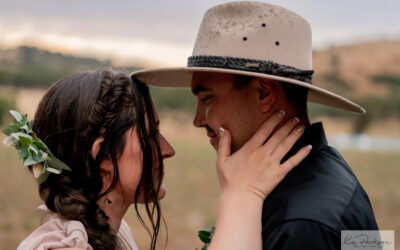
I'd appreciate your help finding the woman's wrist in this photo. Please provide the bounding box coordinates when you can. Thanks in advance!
[208,188,264,250]
[220,187,265,207]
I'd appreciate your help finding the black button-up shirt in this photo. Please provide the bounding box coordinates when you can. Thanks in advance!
[262,122,378,250]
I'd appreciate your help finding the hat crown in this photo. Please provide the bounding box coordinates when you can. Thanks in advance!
[193,1,312,70]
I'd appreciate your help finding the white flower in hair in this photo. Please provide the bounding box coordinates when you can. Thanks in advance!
[2,136,17,147]
[40,150,49,160]
[32,164,43,179]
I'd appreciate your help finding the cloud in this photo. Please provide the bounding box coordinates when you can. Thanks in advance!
[0,0,399,66]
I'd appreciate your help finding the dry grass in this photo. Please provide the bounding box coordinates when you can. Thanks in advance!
[313,40,400,97]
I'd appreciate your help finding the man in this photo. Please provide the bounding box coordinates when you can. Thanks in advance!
[132,2,379,249]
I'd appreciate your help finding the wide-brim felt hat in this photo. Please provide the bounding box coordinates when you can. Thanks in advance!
[131,1,365,114]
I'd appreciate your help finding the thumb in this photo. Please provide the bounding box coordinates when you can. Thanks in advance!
[217,127,231,165]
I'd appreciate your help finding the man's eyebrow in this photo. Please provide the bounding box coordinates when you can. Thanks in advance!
[192,84,212,95]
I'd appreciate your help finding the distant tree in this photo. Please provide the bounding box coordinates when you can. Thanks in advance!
[0,46,141,88]
[149,87,196,113]
[0,97,15,125]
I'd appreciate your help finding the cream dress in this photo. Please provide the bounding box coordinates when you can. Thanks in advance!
[17,205,139,250]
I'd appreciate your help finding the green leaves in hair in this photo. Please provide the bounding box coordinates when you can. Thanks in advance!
[2,110,71,184]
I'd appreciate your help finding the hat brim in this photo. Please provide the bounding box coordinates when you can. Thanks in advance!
[131,67,365,114]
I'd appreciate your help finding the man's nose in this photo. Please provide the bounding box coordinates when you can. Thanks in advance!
[193,104,205,128]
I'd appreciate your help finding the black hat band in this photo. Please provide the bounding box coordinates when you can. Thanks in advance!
[187,55,314,83]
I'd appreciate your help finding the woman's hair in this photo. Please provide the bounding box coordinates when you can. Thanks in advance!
[31,70,164,250]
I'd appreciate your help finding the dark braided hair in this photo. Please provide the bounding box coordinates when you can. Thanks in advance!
[31,70,164,249]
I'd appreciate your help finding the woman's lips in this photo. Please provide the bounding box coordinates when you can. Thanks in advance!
[209,135,218,147]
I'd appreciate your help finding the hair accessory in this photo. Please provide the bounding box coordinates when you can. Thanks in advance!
[2,110,71,184]
[102,176,112,205]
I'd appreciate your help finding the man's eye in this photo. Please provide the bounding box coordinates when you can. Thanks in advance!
[201,96,212,103]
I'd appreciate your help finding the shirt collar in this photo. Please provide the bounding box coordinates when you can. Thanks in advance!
[283,122,328,161]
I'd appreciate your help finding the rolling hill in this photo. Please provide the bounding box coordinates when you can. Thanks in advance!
[0,46,139,87]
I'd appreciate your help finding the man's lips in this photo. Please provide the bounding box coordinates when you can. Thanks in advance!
[206,126,217,138]
[205,127,218,147]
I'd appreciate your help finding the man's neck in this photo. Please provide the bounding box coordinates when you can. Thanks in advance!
[274,109,311,132]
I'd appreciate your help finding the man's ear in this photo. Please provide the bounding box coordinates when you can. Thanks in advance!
[255,78,279,113]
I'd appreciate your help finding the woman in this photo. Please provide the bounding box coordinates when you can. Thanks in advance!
[10,70,310,249]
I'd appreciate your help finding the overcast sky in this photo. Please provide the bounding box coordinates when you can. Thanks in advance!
[0,0,399,66]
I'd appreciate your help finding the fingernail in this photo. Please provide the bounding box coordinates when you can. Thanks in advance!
[305,145,312,153]
[278,110,285,119]
[292,117,300,125]
[297,125,305,133]
[219,127,225,137]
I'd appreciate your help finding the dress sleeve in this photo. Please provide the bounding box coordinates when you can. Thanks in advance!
[117,219,139,250]
[263,220,340,250]
[17,215,93,250]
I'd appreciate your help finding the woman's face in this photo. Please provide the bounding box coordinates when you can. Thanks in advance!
[117,107,175,204]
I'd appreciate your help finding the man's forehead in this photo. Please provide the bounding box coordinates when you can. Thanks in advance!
[191,72,234,94]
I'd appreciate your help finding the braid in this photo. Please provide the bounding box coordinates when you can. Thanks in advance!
[87,71,134,137]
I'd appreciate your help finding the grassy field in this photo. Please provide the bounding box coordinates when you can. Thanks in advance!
[0,87,399,249]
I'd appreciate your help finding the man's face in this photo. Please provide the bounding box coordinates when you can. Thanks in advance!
[191,72,259,153]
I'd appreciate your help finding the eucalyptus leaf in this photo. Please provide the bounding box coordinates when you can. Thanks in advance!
[18,148,29,159]
[21,114,29,124]
[9,110,23,122]
[11,132,33,141]
[29,144,39,155]
[2,123,23,136]
[46,167,62,174]
[20,124,31,133]
[47,157,71,171]
[33,140,46,150]
[23,155,40,166]
[32,152,43,162]
[19,136,32,148]
[37,171,50,184]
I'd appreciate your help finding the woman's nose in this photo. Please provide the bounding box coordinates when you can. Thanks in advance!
[159,134,175,159]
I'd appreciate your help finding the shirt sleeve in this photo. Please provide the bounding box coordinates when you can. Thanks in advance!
[17,215,93,250]
[263,220,341,250]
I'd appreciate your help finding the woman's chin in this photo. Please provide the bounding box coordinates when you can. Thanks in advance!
[157,183,166,200]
